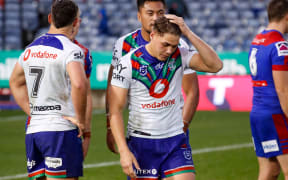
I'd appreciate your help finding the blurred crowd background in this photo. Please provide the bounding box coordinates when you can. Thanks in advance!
[0,0,270,52]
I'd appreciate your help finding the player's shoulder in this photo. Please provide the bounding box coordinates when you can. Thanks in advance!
[179,38,189,49]
[115,29,140,44]
[252,30,285,47]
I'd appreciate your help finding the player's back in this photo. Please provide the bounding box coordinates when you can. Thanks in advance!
[249,30,287,113]
[19,33,84,133]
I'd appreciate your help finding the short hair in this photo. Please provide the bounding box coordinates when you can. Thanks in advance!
[267,0,288,22]
[51,0,79,28]
[137,0,166,11]
[152,16,181,36]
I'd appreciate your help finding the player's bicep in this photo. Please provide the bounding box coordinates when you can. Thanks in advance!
[9,62,26,87]
[67,61,87,88]
[109,85,128,113]
[273,71,288,94]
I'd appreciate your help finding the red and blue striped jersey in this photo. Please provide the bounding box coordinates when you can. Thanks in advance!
[74,40,93,78]
[249,30,288,113]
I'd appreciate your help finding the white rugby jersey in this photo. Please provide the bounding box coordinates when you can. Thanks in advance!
[111,28,195,75]
[18,33,85,134]
[111,46,197,138]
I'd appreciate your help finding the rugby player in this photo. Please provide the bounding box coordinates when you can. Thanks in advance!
[109,15,222,180]
[249,0,288,179]
[106,0,199,155]
[9,0,87,179]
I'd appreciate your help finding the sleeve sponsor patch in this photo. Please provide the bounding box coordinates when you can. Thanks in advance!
[276,41,288,56]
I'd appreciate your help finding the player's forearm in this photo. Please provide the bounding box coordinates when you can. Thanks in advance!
[186,30,222,73]
[72,80,87,125]
[10,83,30,116]
[110,112,129,153]
[85,84,93,131]
[182,93,199,123]
[106,66,114,128]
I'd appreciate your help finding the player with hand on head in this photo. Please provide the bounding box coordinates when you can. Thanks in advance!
[109,15,222,180]
[106,0,199,154]
[249,0,288,179]
[9,0,87,179]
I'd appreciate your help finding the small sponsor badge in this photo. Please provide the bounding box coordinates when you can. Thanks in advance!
[262,140,279,153]
[276,41,288,56]
[45,157,63,168]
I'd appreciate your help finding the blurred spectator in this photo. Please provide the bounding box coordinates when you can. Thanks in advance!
[166,0,189,18]
[98,1,110,35]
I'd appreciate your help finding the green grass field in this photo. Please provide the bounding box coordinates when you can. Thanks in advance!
[0,110,282,180]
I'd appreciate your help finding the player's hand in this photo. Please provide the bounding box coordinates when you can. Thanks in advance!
[183,121,189,133]
[120,149,140,179]
[165,14,191,37]
[106,129,119,154]
[82,131,91,159]
[63,116,85,137]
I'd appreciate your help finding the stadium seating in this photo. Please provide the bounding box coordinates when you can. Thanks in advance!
[0,0,271,52]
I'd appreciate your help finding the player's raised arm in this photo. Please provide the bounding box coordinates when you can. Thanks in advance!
[165,14,223,73]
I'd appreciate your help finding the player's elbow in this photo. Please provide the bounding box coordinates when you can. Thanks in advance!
[211,58,223,73]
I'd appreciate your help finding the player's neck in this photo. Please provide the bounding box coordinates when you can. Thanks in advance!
[47,25,73,40]
[266,21,286,35]
[141,28,151,42]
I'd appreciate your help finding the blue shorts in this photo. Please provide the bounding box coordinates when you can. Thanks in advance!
[127,133,195,179]
[25,129,83,179]
[250,111,288,158]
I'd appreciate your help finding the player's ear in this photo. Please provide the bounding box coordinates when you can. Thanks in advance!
[48,13,52,24]
[137,11,141,23]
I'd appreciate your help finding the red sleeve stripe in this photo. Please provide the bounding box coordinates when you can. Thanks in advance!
[123,41,132,53]
[131,60,140,70]
[272,65,288,71]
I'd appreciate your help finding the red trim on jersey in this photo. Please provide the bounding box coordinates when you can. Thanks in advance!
[28,169,45,177]
[132,31,138,39]
[45,170,66,176]
[272,114,288,154]
[164,166,195,176]
[27,116,31,126]
[285,56,288,65]
[123,41,132,53]
[252,31,284,46]
[272,65,288,71]
[135,50,143,57]
[147,73,152,81]
[252,80,268,87]
[131,60,140,70]
[171,48,180,59]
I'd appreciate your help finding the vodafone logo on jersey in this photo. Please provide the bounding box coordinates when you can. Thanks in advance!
[23,49,58,61]
[149,79,169,98]
[23,49,31,61]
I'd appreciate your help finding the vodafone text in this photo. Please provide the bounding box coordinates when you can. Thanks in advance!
[141,99,175,109]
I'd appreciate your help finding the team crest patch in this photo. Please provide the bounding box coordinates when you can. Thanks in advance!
[183,149,192,160]
[139,65,148,76]
[276,41,288,56]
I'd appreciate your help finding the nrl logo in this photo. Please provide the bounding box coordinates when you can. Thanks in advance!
[139,65,148,76]
[183,150,192,160]
[168,59,176,70]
